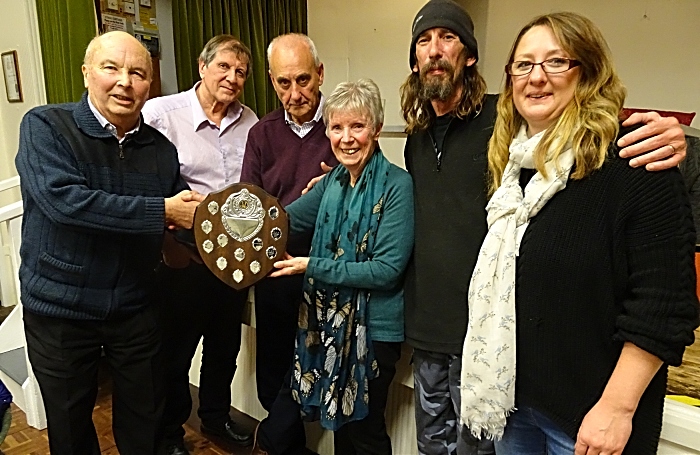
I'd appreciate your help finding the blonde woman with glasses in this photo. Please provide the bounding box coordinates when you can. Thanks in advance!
[460,12,698,455]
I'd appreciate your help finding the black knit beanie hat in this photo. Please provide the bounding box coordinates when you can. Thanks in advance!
[409,0,479,69]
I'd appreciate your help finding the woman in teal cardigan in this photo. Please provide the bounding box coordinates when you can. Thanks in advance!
[268,78,414,455]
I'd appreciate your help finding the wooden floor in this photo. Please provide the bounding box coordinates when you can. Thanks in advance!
[0,362,258,455]
[1,330,698,454]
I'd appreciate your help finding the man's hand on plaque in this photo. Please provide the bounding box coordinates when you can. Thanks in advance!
[270,252,309,277]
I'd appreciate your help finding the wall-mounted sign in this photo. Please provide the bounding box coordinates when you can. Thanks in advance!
[102,13,127,32]
[1,51,22,103]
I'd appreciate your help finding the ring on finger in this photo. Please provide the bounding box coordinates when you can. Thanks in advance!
[669,143,677,154]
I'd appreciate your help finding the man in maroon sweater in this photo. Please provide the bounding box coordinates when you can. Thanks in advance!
[240,33,337,454]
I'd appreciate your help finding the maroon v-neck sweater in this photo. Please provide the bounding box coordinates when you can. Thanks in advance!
[241,107,338,254]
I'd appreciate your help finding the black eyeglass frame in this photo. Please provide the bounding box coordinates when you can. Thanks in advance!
[505,58,582,76]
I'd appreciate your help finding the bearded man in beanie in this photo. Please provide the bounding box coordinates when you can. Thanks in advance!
[400,1,688,454]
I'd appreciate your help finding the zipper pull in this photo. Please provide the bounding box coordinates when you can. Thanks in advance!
[118,144,124,159]
[434,143,441,171]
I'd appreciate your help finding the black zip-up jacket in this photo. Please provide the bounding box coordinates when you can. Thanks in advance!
[403,94,497,354]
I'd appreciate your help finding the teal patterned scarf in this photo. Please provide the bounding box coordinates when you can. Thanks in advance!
[290,148,390,431]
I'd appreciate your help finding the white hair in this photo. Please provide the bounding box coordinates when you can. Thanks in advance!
[323,79,384,134]
[267,33,320,67]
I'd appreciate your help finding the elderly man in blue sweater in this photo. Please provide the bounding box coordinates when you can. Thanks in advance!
[15,31,201,455]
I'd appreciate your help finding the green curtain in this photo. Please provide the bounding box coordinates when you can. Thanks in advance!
[173,0,307,117]
[36,0,97,104]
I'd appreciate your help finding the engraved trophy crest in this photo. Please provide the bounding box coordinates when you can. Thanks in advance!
[194,183,288,290]
[221,188,265,241]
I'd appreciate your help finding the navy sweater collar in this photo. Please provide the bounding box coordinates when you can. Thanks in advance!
[74,91,153,145]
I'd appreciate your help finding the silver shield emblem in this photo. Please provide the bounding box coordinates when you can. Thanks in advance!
[208,201,219,215]
[233,269,244,283]
[221,188,264,242]
[217,233,229,248]
[202,240,214,254]
[271,227,282,241]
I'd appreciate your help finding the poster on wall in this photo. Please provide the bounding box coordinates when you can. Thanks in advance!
[96,0,159,40]
[102,13,127,32]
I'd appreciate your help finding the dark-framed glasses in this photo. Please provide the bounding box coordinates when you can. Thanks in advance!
[506,58,581,76]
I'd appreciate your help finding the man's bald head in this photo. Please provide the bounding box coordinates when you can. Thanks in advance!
[84,31,152,78]
[267,33,320,68]
[81,31,153,138]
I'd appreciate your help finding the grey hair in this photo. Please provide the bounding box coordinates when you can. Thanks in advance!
[267,33,320,67]
[199,34,252,76]
[323,79,384,134]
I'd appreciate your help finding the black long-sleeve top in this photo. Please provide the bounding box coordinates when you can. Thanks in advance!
[515,134,699,453]
[403,94,498,354]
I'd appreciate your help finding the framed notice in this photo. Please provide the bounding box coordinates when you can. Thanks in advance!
[1,51,22,103]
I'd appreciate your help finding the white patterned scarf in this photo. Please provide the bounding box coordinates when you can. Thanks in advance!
[460,125,575,439]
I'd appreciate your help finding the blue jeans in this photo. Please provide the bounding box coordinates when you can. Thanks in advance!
[495,406,575,455]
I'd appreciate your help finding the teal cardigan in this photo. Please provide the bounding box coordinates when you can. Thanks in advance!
[285,157,415,342]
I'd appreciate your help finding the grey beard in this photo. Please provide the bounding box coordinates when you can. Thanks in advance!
[420,76,455,102]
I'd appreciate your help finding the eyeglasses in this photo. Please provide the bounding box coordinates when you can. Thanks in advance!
[505,58,581,76]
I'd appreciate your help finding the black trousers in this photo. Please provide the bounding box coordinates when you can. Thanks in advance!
[334,341,402,455]
[259,341,401,455]
[254,275,303,411]
[156,263,246,444]
[24,305,164,455]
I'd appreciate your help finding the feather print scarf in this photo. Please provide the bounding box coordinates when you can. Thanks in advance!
[291,149,390,431]
[460,126,575,439]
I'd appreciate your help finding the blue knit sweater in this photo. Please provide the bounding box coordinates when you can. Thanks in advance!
[15,93,187,320]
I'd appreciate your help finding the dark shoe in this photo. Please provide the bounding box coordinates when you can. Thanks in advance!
[165,442,189,455]
[250,423,268,455]
[201,418,253,447]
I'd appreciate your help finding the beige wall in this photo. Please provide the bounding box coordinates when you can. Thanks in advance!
[309,0,421,127]
[308,0,491,166]
[480,0,700,129]
[308,0,418,166]
[0,0,45,205]
[309,0,700,154]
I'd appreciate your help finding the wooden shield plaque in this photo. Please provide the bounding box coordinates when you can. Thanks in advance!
[194,183,288,290]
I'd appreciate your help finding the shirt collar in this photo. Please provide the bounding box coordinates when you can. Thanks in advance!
[190,81,244,133]
[284,94,325,127]
[87,94,141,142]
